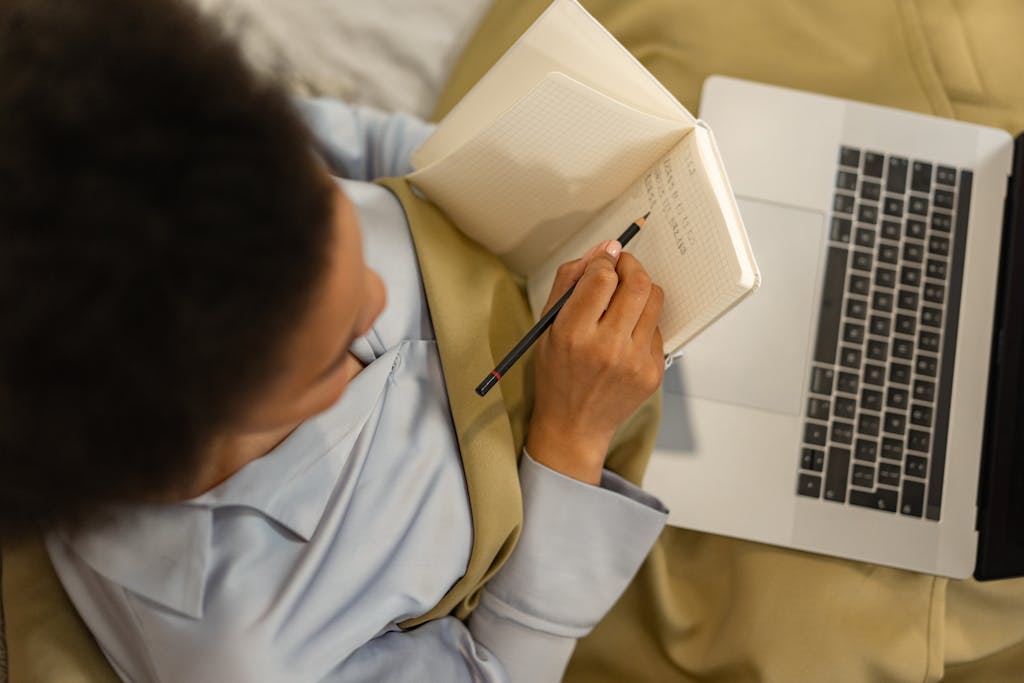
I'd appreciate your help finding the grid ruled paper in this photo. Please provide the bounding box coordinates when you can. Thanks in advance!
[527,129,753,355]
[409,71,687,274]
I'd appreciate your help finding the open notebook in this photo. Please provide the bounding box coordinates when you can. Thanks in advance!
[409,0,759,356]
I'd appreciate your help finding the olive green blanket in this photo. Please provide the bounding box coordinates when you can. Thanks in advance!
[4,1,1024,681]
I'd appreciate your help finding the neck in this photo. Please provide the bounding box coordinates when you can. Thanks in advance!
[180,351,367,499]
[182,423,299,498]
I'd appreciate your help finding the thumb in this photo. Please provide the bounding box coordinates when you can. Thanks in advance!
[541,240,609,314]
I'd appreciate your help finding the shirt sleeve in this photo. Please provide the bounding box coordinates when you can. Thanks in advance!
[295,97,435,181]
[333,451,667,683]
[466,450,668,681]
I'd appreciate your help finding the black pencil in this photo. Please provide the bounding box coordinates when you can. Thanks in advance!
[475,211,650,397]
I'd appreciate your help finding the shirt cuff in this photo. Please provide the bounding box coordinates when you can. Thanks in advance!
[479,450,668,639]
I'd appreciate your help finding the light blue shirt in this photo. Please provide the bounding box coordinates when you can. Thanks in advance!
[46,100,668,682]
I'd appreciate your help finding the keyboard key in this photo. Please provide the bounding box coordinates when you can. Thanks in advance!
[911,162,933,193]
[812,449,826,471]
[855,227,876,248]
[870,314,891,336]
[847,298,868,319]
[908,429,931,452]
[901,479,925,517]
[880,219,901,240]
[834,193,855,214]
[882,197,904,219]
[824,446,851,501]
[931,212,952,233]
[895,314,916,336]
[843,323,865,345]
[906,219,927,240]
[923,283,945,304]
[834,396,857,419]
[905,454,928,478]
[808,397,831,421]
[852,250,873,272]
[805,421,828,445]
[811,366,835,394]
[852,464,876,488]
[831,216,853,242]
[861,180,882,201]
[916,355,938,377]
[908,195,929,215]
[838,372,860,394]
[875,268,896,289]
[913,379,936,402]
[814,248,849,364]
[934,188,955,210]
[900,266,922,287]
[864,364,885,386]
[926,259,947,279]
[919,331,940,353]
[861,388,883,412]
[863,152,884,178]
[802,447,825,472]
[855,438,878,462]
[850,487,898,512]
[798,472,823,498]
[878,243,899,264]
[935,165,957,186]
[897,289,919,311]
[884,411,907,435]
[879,462,902,486]
[889,362,912,385]
[836,169,858,190]
[903,242,924,263]
[866,339,888,361]
[887,386,909,409]
[910,403,933,427]
[876,290,892,313]
[881,437,904,461]
[921,307,942,328]
[849,274,870,296]
[858,413,881,437]
[893,338,914,359]
[839,146,861,168]
[831,420,854,444]
[886,157,908,193]
[858,205,879,225]
[929,235,950,257]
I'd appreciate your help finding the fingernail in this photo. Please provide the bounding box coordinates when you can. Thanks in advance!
[604,240,622,259]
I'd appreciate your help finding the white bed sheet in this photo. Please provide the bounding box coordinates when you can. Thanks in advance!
[194,0,493,119]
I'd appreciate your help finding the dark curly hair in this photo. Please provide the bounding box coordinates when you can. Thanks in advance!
[0,0,334,540]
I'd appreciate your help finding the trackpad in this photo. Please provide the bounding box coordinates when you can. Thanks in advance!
[671,198,824,416]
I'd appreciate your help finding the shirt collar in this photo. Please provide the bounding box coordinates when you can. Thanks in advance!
[62,344,402,620]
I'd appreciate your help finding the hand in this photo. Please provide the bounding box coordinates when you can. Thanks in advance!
[525,240,665,484]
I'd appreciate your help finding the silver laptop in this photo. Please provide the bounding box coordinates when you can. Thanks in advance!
[643,76,1024,579]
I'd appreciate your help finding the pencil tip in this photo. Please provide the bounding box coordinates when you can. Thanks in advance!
[642,211,651,220]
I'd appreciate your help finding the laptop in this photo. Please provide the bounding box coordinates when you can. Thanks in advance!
[643,76,1024,579]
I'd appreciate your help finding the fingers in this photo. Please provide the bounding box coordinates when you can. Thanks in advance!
[540,240,611,315]
[558,242,621,326]
[632,282,664,347]
[603,253,653,333]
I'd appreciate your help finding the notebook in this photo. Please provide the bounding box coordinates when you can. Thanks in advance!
[644,75,1024,579]
[408,0,760,357]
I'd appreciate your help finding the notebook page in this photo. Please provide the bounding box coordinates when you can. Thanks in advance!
[409,72,688,275]
[527,129,758,355]
[412,0,693,169]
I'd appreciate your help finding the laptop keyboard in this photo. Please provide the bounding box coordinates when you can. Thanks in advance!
[797,146,973,521]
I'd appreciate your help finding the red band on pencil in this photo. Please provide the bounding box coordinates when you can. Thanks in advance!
[491,370,502,380]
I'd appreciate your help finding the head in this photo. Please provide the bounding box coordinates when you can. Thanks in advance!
[0,0,383,541]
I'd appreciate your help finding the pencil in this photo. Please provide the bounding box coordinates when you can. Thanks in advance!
[475,211,650,397]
